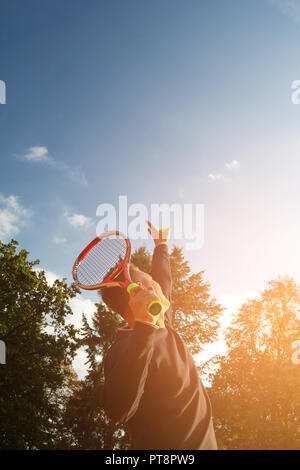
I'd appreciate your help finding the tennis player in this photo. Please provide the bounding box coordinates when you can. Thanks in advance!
[101,220,217,450]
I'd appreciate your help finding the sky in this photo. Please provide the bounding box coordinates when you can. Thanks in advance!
[1,0,300,377]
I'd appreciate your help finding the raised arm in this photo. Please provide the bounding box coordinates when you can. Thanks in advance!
[151,244,172,300]
[147,221,173,325]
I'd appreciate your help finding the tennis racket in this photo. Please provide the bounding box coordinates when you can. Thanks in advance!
[72,230,162,316]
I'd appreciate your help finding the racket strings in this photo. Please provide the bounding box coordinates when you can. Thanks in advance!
[78,240,125,284]
[76,237,127,287]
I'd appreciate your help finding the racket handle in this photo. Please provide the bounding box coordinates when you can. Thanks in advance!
[126,283,162,316]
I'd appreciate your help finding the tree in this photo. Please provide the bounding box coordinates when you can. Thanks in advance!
[0,240,79,449]
[170,246,222,354]
[61,304,132,449]
[133,246,222,353]
[210,276,300,450]
[63,244,223,449]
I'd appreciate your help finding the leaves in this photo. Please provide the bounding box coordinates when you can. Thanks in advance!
[0,240,80,449]
[210,276,300,450]
[170,246,223,354]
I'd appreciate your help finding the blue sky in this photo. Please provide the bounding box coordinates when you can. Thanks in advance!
[1,0,300,375]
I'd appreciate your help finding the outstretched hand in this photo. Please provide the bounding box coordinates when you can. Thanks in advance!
[146,220,171,247]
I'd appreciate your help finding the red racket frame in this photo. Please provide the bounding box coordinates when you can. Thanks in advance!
[72,231,133,290]
[72,231,162,316]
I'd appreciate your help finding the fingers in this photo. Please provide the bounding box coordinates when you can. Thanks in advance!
[146,220,162,237]
[146,220,170,236]
[146,220,157,234]
[146,219,154,229]
[146,220,170,247]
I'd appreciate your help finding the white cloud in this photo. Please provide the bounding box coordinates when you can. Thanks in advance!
[69,168,88,187]
[66,212,93,228]
[68,297,98,379]
[53,236,67,244]
[226,159,240,170]
[270,0,300,24]
[22,146,88,186]
[208,173,224,181]
[33,268,62,286]
[45,270,62,286]
[68,295,96,328]
[207,161,239,182]
[218,294,244,327]
[35,268,96,380]
[72,348,89,379]
[35,268,96,328]
[24,146,54,163]
[0,194,32,241]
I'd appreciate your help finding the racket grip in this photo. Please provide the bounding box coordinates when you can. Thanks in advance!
[126,283,162,316]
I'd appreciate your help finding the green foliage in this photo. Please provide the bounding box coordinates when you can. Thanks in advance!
[2,239,299,450]
[0,240,80,449]
[61,303,131,449]
[131,246,152,274]
[170,246,223,354]
[210,276,300,450]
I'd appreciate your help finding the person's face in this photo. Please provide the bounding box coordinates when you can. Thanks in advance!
[130,268,170,326]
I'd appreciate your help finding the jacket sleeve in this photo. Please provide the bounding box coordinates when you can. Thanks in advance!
[150,244,173,325]
[103,321,157,423]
